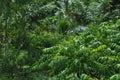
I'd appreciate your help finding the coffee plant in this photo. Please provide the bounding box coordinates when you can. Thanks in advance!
[0,0,120,80]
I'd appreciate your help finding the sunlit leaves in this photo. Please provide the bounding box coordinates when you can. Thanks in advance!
[110,74,120,80]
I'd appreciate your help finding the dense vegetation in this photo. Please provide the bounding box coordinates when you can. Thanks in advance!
[0,0,120,80]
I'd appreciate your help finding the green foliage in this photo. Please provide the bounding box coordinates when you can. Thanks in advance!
[42,20,120,79]
[110,74,120,80]
[0,0,120,80]
[58,19,70,34]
